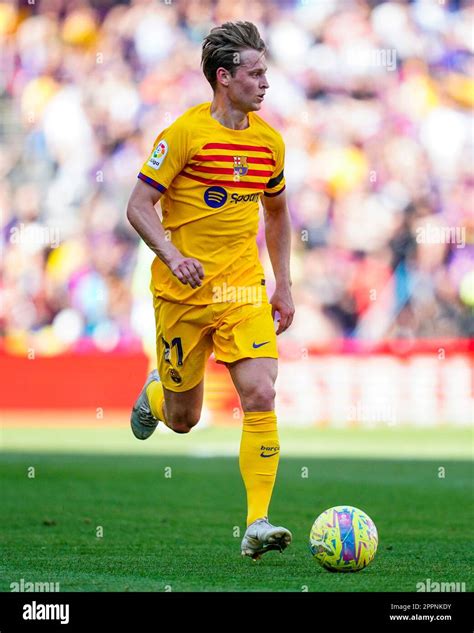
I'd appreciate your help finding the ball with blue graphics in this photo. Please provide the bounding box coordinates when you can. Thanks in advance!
[309,505,378,572]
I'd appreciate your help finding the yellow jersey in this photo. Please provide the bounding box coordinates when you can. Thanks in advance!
[138,102,286,305]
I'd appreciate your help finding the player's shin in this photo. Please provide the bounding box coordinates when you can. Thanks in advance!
[239,411,280,526]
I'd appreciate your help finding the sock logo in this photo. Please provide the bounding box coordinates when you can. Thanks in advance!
[260,445,280,458]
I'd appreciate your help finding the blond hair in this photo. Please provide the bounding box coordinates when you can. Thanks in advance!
[201,21,266,91]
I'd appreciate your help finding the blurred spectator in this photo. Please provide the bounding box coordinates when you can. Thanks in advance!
[0,0,472,355]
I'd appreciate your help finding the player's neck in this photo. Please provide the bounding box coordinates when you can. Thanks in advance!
[210,97,250,130]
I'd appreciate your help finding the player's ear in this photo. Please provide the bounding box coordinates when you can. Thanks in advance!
[216,67,230,87]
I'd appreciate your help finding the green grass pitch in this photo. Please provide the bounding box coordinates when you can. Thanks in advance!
[1,427,472,592]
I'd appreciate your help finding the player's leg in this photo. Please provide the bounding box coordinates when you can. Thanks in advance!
[227,357,279,521]
[131,298,211,439]
[214,301,292,557]
[228,357,291,558]
[132,372,204,438]
[161,381,204,433]
[228,356,277,411]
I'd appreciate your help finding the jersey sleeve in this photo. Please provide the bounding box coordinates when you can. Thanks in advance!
[138,119,190,193]
[264,133,286,197]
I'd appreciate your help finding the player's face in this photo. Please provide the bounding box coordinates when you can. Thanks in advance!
[228,49,269,112]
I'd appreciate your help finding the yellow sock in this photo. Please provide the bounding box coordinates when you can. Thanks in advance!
[146,381,165,422]
[239,411,280,526]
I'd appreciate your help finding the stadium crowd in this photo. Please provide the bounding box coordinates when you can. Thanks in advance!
[1,0,472,354]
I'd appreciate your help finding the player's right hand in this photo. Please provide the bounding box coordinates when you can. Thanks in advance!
[168,256,204,288]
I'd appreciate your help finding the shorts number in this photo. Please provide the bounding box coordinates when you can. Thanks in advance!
[162,336,183,366]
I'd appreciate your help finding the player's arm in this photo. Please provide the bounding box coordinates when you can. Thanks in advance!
[126,179,204,288]
[262,189,295,334]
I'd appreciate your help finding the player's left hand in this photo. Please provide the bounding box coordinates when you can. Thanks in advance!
[270,286,295,335]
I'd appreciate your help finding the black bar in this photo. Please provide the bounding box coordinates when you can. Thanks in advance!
[0,591,471,633]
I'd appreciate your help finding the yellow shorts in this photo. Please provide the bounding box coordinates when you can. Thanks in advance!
[153,295,278,392]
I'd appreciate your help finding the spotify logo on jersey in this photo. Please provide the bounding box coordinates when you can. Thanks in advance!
[204,186,227,208]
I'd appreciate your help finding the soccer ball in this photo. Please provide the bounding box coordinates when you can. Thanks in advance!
[309,505,378,572]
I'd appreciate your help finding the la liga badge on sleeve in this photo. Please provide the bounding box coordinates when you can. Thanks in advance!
[147,140,168,170]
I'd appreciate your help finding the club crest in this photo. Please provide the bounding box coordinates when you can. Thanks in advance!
[233,156,248,177]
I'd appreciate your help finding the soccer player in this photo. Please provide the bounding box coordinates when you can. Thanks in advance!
[127,21,294,560]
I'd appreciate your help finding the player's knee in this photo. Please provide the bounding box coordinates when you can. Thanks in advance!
[169,409,200,433]
[242,383,275,411]
[170,423,192,434]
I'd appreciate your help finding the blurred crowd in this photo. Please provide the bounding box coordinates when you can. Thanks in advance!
[0,0,473,355]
